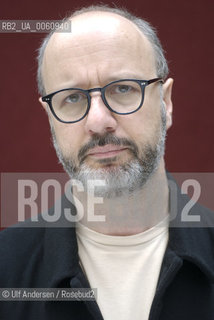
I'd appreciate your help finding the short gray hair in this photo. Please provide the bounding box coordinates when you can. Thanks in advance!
[37,4,169,96]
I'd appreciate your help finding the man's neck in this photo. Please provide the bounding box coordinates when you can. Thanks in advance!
[73,160,169,236]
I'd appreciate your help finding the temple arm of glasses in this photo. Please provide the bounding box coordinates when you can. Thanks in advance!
[147,78,163,85]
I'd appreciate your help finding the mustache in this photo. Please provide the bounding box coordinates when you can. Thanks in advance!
[78,133,139,163]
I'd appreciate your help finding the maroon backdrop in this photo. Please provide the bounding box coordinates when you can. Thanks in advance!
[1,0,213,173]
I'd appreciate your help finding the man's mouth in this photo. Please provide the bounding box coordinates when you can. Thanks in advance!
[86,144,128,159]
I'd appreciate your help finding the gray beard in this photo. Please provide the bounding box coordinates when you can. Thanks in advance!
[50,103,166,198]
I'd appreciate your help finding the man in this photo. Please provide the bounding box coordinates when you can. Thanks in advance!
[0,5,213,320]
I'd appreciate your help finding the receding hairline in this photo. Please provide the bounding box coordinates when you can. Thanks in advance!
[45,10,153,57]
[37,5,169,96]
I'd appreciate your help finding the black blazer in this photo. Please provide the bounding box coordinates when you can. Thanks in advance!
[0,175,214,320]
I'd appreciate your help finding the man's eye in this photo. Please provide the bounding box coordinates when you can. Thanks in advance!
[114,85,133,94]
[65,93,82,103]
[117,85,131,93]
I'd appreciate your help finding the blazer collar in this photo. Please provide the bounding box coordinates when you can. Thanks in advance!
[167,172,214,282]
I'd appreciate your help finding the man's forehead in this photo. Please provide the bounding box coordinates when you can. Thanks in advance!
[45,11,152,57]
[42,11,156,92]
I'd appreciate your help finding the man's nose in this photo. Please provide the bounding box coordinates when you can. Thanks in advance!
[84,92,118,136]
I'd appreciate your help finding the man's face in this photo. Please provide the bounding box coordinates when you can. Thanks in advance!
[40,12,173,197]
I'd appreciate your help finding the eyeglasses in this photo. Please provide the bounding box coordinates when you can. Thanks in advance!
[42,78,163,123]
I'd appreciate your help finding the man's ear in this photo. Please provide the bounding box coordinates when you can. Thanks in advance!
[163,78,173,130]
[39,97,49,114]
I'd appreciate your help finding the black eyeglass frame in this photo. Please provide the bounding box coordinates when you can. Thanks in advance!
[42,77,163,124]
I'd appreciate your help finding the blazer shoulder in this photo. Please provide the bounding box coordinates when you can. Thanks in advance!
[0,223,46,284]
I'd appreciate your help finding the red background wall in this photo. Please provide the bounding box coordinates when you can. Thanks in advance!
[0,0,213,174]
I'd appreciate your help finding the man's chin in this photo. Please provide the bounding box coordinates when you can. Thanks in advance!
[63,160,150,199]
